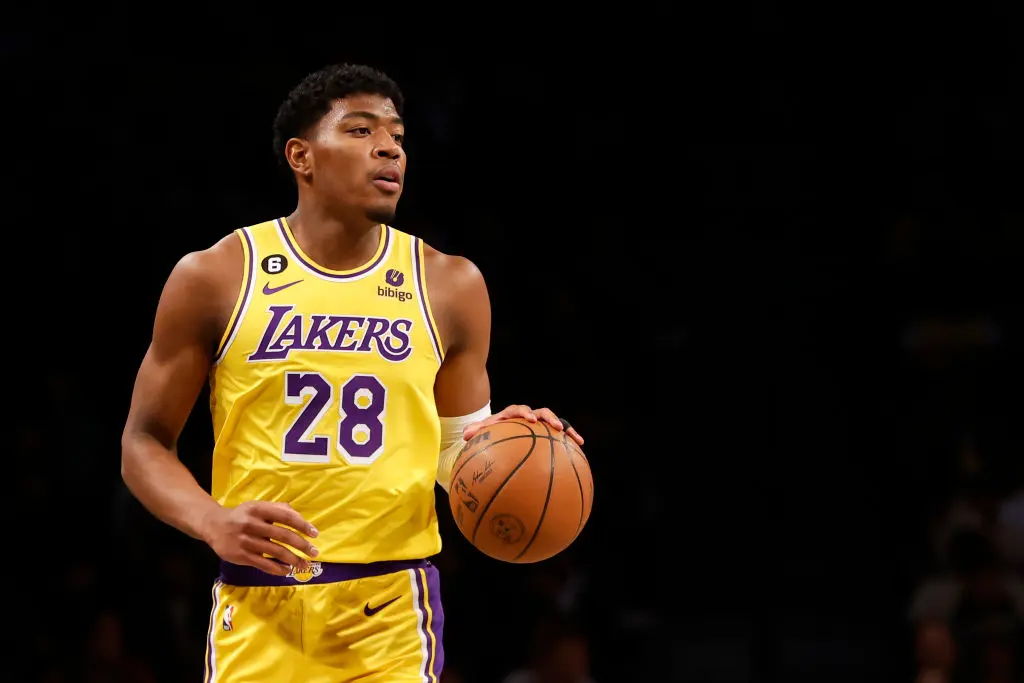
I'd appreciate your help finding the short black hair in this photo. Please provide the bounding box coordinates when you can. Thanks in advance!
[272,63,404,168]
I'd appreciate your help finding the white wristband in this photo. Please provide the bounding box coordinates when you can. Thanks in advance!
[436,403,491,492]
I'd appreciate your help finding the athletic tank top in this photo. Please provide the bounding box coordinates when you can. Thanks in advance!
[208,217,445,563]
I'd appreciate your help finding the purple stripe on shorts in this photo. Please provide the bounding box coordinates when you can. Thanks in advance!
[277,218,390,280]
[414,569,433,681]
[422,564,445,681]
[219,559,428,587]
[204,581,221,683]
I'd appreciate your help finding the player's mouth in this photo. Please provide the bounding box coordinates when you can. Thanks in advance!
[372,167,402,194]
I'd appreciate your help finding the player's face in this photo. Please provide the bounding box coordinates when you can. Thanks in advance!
[308,93,406,224]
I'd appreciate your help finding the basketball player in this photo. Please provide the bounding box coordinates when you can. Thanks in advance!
[120,63,584,683]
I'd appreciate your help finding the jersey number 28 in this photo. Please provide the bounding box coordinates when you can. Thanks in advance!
[282,372,387,465]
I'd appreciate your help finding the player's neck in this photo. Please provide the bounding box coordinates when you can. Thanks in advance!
[286,204,382,272]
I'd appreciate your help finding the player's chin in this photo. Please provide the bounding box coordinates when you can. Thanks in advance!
[365,200,398,225]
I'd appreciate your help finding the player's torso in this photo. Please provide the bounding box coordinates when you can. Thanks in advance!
[209,218,445,563]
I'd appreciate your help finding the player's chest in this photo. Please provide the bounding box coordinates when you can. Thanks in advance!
[243,282,426,359]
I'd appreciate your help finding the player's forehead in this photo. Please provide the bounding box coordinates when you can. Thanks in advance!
[322,94,401,125]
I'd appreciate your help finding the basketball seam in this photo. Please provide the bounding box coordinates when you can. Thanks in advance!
[566,439,593,523]
[513,421,556,562]
[469,432,538,546]
[563,430,587,539]
[450,432,537,485]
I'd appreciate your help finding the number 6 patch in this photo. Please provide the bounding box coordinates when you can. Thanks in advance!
[262,254,288,275]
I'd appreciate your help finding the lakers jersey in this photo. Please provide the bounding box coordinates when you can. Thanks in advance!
[209,218,445,564]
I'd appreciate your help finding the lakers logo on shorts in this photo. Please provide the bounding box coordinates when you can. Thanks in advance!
[287,562,324,583]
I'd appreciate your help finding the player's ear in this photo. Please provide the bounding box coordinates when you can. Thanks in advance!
[285,138,312,178]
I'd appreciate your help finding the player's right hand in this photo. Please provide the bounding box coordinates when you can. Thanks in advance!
[201,501,319,577]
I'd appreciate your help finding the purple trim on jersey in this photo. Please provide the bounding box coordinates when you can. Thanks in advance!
[419,565,445,681]
[214,228,255,363]
[276,218,390,280]
[413,237,443,361]
[218,558,428,587]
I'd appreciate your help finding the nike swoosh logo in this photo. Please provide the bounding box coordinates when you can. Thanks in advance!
[363,595,401,617]
[263,280,303,295]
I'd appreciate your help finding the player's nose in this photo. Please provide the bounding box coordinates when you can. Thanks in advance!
[373,136,402,160]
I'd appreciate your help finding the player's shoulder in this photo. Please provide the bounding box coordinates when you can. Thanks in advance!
[418,239,489,343]
[163,230,245,308]
[174,232,241,279]
[419,239,485,294]
[158,229,248,340]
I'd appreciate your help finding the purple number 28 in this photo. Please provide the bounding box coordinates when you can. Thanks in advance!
[283,372,387,464]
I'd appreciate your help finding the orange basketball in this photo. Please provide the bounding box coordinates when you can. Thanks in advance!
[448,418,593,563]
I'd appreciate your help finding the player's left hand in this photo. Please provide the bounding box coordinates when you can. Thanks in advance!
[463,404,584,445]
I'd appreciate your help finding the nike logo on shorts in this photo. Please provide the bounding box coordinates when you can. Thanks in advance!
[263,280,303,295]
[363,596,401,617]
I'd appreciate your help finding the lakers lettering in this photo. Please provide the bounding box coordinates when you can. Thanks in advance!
[248,304,414,362]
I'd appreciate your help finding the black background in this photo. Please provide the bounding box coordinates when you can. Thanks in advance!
[5,6,1024,682]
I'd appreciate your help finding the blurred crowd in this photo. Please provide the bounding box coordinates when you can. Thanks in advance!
[908,449,1024,683]
[891,214,1024,683]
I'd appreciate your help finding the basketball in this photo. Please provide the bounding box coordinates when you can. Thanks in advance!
[448,418,594,563]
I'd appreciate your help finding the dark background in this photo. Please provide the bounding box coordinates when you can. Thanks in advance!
[5,7,1024,682]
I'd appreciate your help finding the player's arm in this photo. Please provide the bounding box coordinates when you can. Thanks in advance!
[121,245,227,539]
[426,248,582,492]
[121,237,317,576]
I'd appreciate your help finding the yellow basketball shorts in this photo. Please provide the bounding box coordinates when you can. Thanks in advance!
[204,559,444,683]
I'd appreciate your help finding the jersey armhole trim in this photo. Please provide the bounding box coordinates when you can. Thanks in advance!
[213,227,256,364]
[412,237,444,365]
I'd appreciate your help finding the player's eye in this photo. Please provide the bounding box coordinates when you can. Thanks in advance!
[349,127,371,136]
[392,133,404,144]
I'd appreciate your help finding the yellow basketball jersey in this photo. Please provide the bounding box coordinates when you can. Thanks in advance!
[209,218,445,564]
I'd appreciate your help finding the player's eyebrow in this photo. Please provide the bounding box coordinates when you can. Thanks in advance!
[339,111,404,126]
